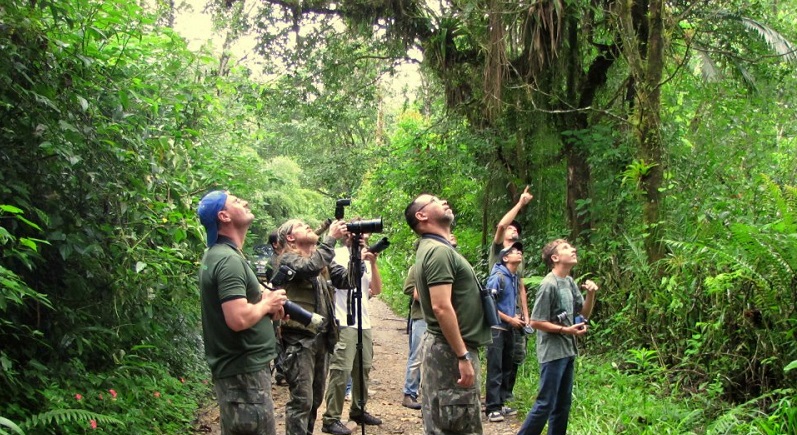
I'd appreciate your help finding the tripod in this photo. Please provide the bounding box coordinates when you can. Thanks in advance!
[347,232,369,435]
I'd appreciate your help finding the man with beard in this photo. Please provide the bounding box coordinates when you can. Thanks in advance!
[404,194,491,435]
[197,190,288,435]
[276,218,349,435]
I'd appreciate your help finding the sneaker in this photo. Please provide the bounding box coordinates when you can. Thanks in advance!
[502,406,518,416]
[322,420,352,435]
[350,411,383,426]
[402,394,422,410]
[345,391,352,401]
[487,411,505,422]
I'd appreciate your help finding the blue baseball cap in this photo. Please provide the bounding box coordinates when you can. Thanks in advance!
[499,242,524,263]
[197,190,228,247]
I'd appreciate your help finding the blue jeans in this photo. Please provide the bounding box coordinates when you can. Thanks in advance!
[517,356,575,435]
[402,318,427,398]
[485,328,515,413]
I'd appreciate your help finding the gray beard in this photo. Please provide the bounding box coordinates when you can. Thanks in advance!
[508,234,519,242]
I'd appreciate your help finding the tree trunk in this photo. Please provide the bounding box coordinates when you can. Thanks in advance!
[639,0,666,263]
[620,0,667,264]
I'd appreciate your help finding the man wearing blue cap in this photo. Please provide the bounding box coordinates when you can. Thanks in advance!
[198,190,288,435]
[487,185,534,415]
[484,242,524,422]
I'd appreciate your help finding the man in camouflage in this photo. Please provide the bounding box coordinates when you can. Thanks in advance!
[276,218,349,435]
[404,194,492,434]
[197,190,288,435]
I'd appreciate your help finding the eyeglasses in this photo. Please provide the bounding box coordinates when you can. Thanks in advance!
[416,196,443,213]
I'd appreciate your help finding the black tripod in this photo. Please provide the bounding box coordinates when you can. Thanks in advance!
[347,232,369,435]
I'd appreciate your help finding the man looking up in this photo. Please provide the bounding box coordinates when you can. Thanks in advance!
[485,242,524,422]
[276,218,349,435]
[197,190,288,435]
[404,194,492,435]
[517,239,599,435]
[488,185,534,403]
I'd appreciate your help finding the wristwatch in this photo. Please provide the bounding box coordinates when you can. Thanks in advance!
[457,352,472,362]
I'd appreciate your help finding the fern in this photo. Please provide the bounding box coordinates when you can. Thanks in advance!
[22,409,124,431]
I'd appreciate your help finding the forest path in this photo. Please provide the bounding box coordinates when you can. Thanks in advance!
[195,296,522,434]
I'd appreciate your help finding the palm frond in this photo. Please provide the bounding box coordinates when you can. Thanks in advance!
[695,46,722,81]
[738,16,797,63]
[716,12,797,63]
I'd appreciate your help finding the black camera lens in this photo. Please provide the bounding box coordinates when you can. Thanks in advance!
[347,218,383,234]
[368,237,390,254]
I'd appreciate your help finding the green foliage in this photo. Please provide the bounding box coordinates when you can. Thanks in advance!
[0,416,24,435]
[354,109,489,314]
[754,392,797,435]
[0,0,795,430]
[23,409,124,433]
[0,0,320,429]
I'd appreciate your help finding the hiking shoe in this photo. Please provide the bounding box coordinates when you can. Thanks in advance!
[487,411,505,422]
[350,411,382,426]
[502,406,518,416]
[322,420,352,435]
[402,394,422,410]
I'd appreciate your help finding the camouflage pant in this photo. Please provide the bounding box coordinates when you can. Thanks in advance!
[214,368,276,435]
[282,332,329,435]
[420,332,483,435]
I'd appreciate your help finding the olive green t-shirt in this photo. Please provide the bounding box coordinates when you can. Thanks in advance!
[403,265,423,320]
[413,237,491,348]
[530,272,584,364]
[199,241,277,379]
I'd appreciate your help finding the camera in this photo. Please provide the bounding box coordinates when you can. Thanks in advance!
[330,198,383,234]
[335,199,351,220]
[347,218,383,234]
[367,237,390,254]
[521,325,534,335]
[574,314,588,330]
[266,265,324,328]
[270,264,296,287]
[554,311,569,324]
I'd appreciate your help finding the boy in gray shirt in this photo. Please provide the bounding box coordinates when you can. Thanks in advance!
[517,239,599,435]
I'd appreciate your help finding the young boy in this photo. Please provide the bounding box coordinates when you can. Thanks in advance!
[484,242,524,422]
[517,239,599,435]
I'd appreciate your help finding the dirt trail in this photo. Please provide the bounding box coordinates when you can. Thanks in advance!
[195,297,522,435]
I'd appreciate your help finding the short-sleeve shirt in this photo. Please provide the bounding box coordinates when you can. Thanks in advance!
[199,240,278,379]
[403,265,423,321]
[414,237,491,349]
[530,272,584,364]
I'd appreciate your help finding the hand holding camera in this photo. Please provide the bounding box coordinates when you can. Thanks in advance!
[267,265,325,328]
[574,314,588,331]
[328,220,348,240]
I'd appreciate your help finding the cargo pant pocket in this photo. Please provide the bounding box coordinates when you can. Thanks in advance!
[436,387,479,433]
[217,384,269,434]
